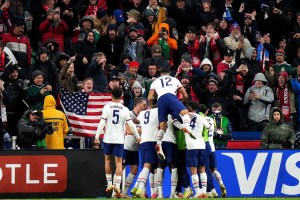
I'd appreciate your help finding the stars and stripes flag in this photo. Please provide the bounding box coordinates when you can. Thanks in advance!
[60,88,119,138]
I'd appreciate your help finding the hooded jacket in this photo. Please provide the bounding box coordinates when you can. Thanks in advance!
[243,73,274,122]
[260,107,296,149]
[42,95,68,149]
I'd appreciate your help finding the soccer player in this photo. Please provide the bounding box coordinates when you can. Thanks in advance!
[186,101,211,198]
[148,69,194,160]
[131,107,160,198]
[94,87,140,197]
[122,97,147,197]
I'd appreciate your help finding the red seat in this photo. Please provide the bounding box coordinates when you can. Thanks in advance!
[226,140,261,149]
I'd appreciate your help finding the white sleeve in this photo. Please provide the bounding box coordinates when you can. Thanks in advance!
[127,120,140,139]
[173,119,185,129]
[95,106,108,139]
[199,116,211,129]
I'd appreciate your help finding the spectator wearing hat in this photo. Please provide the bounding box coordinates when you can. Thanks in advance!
[2,20,31,69]
[25,70,52,111]
[118,9,145,38]
[72,15,100,45]
[103,74,121,93]
[223,22,252,60]
[96,23,124,66]
[113,53,133,74]
[243,73,274,131]
[278,36,293,64]
[139,44,170,76]
[176,53,205,81]
[0,64,26,137]
[55,52,70,72]
[43,39,61,65]
[127,80,144,110]
[256,32,277,70]
[39,8,68,51]
[274,71,296,129]
[273,49,293,76]
[124,61,145,89]
[178,26,201,68]
[237,9,257,46]
[75,30,97,64]
[143,62,159,98]
[84,52,111,92]
[216,49,235,75]
[200,22,226,68]
[147,23,178,66]
[123,26,147,65]
[241,47,262,75]
[113,9,124,26]
[217,17,229,39]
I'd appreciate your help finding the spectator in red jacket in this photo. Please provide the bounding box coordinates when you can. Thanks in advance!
[39,8,68,51]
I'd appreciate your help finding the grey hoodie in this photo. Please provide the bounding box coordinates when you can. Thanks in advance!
[243,73,274,122]
[246,47,256,60]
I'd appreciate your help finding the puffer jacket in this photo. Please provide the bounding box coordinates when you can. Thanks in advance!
[260,107,296,149]
[42,95,68,149]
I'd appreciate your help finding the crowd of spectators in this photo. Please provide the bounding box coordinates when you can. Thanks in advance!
[0,0,300,149]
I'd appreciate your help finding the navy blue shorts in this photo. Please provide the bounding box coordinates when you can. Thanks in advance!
[158,141,178,165]
[103,143,124,158]
[123,149,139,165]
[140,142,158,167]
[209,151,217,169]
[186,149,207,167]
[158,93,186,123]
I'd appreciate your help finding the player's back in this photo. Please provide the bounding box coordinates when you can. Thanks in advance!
[163,115,176,143]
[103,102,130,144]
[150,75,182,99]
[137,108,159,143]
[206,116,216,152]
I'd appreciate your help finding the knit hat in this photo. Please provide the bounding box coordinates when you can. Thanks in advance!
[113,9,124,23]
[279,36,287,43]
[32,70,43,80]
[181,73,190,80]
[46,8,54,16]
[97,8,107,19]
[127,9,140,20]
[151,45,162,54]
[110,75,120,82]
[107,23,118,31]
[144,9,155,18]
[275,49,285,58]
[278,71,288,79]
[186,26,197,34]
[37,47,48,56]
[208,79,219,86]
[129,61,139,68]
[79,16,94,29]
[181,53,192,63]
[224,49,234,56]
[13,19,25,27]
[119,53,133,62]
[229,22,241,32]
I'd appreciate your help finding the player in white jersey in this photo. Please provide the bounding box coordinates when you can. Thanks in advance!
[122,97,147,197]
[94,88,140,197]
[148,69,194,161]
[131,107,160,198]
[185,101,211,198]
[199,104,227,198]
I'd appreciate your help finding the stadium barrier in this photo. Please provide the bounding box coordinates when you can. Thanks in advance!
[0,149,299,198]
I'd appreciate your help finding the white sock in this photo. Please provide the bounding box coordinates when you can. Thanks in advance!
[123,173,135,194]
[149,172,155,195]
[211,188,217,194]
[212,170,224,186]
[156,129,164,145]
[137,168,150,190]
[181,114,191,129]
[114,175,122,190]
[171,168,178,195]
[106,174,112,186]
[192,174,201,194]
[200,172,207,194]
[156,168,164,196]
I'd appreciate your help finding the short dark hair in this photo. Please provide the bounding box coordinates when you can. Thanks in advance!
[199,104,208,113]
[206,22,216,30]
[212,102,222,109]
[112,87,123,99]
[187,100,200,111]
[134,97,146,107]
[160,68,170,75]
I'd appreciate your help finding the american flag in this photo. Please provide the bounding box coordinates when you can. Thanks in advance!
[60,89,115,138]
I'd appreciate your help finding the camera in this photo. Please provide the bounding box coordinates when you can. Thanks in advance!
[32,120,54,136]
[261,4,270,12]
[161,27,167,33]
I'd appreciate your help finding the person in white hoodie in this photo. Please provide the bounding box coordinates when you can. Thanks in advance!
[243,73,274,131]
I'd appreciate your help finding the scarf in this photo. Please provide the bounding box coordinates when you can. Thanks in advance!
[0,7,12,34]
[275,84,290,121]
[256,43,269,71]
[0,52,5,72]
[187,37,200,67]
[127,42,137,61]
[85,5,98,16]
[158,39,170,60]
[236,74,244,94]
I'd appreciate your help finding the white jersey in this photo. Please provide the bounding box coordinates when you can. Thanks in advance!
[137,108,159,143]
[150,75,182,99]
[101,102,131,144]
[185,112,210,150]
[206,116,215,152]
[124,111,139,151]
[162,115,176,144]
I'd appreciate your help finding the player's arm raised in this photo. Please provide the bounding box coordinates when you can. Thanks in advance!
[148,89,155,109]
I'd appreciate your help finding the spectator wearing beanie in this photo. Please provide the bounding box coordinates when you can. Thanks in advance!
[139,44,170,76]
[273,49,293,76]
[112,53,133,75]
[74,30,97,66]
[237,12,257,46]
[25,70,52,111]
[124,61,145,89]
[223,22,252,60]
[96,23,124,66]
